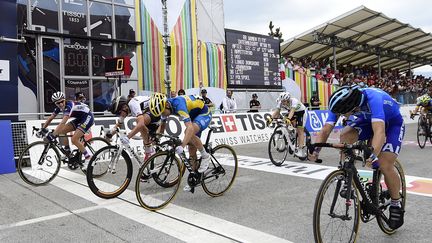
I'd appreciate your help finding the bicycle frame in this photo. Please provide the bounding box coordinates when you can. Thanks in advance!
[108,130,143,173]
[331,150,391,224]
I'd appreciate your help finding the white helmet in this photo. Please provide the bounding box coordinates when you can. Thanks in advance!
[279,92,291,101]
[51,91,65,103]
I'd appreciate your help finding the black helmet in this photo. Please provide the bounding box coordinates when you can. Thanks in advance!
[108,96,128,114]
[252,93,258,98]
[328,86,364,114]
[75,92,85,101]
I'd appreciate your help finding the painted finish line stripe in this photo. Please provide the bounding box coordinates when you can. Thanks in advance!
[233,155,432,198]
[51,169,293,243]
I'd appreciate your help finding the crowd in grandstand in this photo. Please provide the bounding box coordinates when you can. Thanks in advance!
[285,57,432,104]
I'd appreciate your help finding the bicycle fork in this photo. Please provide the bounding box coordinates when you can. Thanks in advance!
[109,144,124,174]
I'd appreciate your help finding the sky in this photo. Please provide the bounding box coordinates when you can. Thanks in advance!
[223,0,432,75]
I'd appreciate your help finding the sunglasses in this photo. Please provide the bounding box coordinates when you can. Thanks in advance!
[55,100,64,105]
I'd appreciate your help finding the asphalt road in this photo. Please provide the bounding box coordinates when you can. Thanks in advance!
[1,123,431,243]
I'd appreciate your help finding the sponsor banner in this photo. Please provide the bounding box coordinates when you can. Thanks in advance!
[0,60,10,81]
[26,112,275,150]
[304,109,345,132]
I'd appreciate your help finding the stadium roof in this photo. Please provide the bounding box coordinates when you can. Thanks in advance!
[280,6,432,71]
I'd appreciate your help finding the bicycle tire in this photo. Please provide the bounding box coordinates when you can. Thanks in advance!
[376,159,406,234]
[268,125,288,166]
[313,170,360,243]
[83,137,111,176]
[417,117,427,148]
[202,144,238,197]
[135,151,182,211]
[86,145,133,199]
[17,141,61,186]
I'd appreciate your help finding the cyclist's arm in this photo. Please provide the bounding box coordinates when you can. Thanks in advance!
[370,121,385,156]
[271,108,281,119]
[181,121,195,147]
[315,123,334,143]
[159,120,167,134]
[127,115,150,144]
[53,115,69,136]
[411,106,420,114]
[43,114,56,128]
[287,109,295,120]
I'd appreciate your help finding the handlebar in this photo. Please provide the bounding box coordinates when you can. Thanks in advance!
[155,133,182,147]
[307,142,373,164]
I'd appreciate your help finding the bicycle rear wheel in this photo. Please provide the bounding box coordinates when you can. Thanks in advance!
[86,145,133,199]
[313,170,360,243]
[17,141,61,186]
[202,144,238,197]
[417,117,427,148]
[84,137,111,176]
[135,151,181,211]
[268,126,288,166]
[376,159,406,234]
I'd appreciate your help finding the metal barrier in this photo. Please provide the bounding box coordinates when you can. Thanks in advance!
[11,122,28,160]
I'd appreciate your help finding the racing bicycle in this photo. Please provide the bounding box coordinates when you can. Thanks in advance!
[135,126,238,211]
[310,142,406,243]
[17,127,110,186]
[414,113,432,148]
[267,118,311,165]
[86,128,171,199]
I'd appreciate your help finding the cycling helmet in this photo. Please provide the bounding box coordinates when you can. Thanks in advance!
[328,86,364,114]
[149,93,167,117]
[108,96,128,114]
[252,93,258,98]
[51,91,65,103]
[418,94,431,105]
[279,92,291,101]
[75,92,85,101]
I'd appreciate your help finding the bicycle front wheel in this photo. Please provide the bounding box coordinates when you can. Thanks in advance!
[17,141,61,186]
[202,144,238,197]
[376,159,406,234]
[86,145,133,199]
[313,170,360,243]
[268,126,288,166]
[417,117,427,148]
[135,151,181,211]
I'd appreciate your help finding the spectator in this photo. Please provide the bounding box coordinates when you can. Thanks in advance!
[248,93,261,112]
[221,90,237,113]
[74,92,86,103]
[178,89,186,96]
[200,89,214,108]
[170,90,177,98]
[128,89,136,99]
[310,92,321,110]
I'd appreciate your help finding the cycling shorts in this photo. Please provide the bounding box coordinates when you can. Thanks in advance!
[192,113,212,138]
[347,114,405,155]
[69,113,94,133]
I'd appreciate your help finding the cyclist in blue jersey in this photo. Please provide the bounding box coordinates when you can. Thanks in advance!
[149,93,212,191]
[308,86,405,230]
[40,91,95,170]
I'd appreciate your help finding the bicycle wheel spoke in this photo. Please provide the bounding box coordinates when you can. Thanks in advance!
[202,145,238,197]
[314,171,359,243]
[135,152,181,211]
[87,146,132,199]
[18,142,60,186]
[268,127,288,166]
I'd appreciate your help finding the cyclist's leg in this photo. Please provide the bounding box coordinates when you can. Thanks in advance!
[295,111,305,148]
[379,120,405,229]
[72,114,94,155]
[191,112,212,172]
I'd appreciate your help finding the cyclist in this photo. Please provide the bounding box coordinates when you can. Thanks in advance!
[410,94,432,132]
[40,91,94,170]
[107,95,160,161]
[149,93,212,191]
[308,85,405,230]
[267,92,307,158]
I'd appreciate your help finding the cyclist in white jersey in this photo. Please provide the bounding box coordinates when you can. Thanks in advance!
[108,95,161,161]
[40,91,95,169]
[268,92,307,158]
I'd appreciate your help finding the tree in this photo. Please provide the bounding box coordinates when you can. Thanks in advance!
[268,21,284,43]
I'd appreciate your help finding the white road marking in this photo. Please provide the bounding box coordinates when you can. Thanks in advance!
[15,169,293,243]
